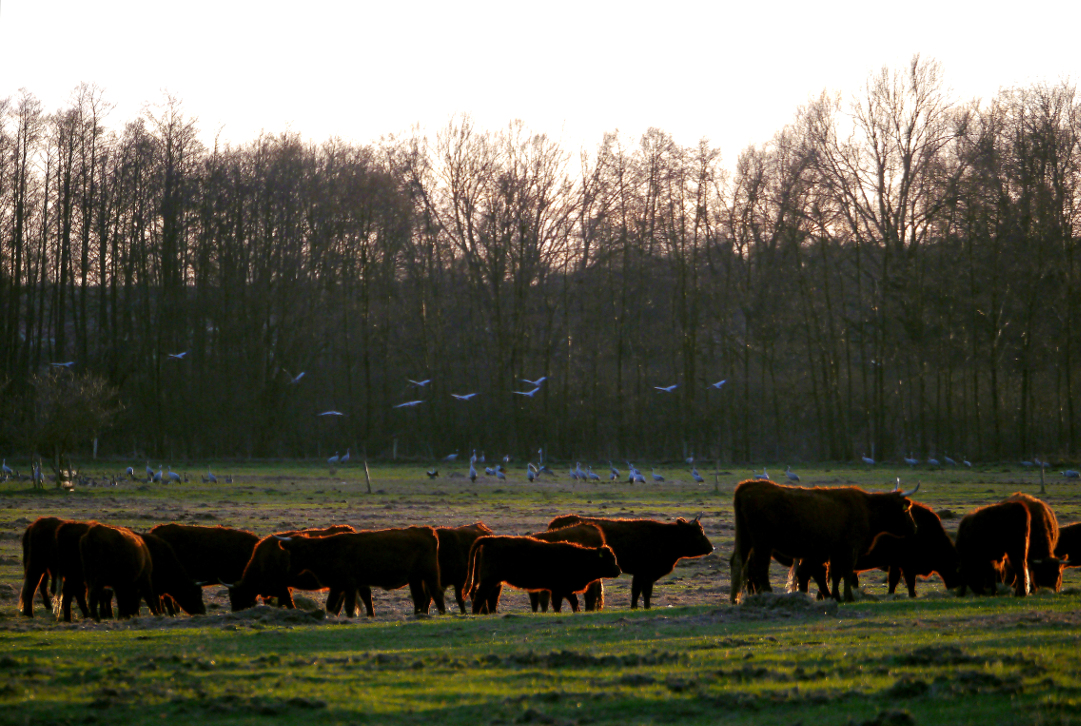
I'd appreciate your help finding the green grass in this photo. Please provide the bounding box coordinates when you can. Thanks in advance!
[2,461,1081,725]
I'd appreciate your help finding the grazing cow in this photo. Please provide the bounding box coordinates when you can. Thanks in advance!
[19,516,65,617]
[729,479,918,603]
[1055,522,1081,566]
[465,535,621,614]
[147,523,259,586]
[1003,492,1063,591]
[429,522,494,614]
[547,515,714,609]
[55,520,109,622]
[139,533,207,616]
[526,523,607,612]
[275,526,445,617]
[79,523,159,621]
[954,500,1031,596]
[794,501,960,598]
[222,525,355,613]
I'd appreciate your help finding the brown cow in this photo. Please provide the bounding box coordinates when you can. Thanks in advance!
[547,515,714,609]
[1055,522,1081,566]
[429,522,494,614]
[19,516,64,617]
[223,525,355,613]
[274,526,445,617]
[147,523,259,586]
[80,524,159,621]
[730,479,918,603]
[527,523,607,613]
[465,535,621,614]
[1003,492,1062,591]
[954,500,1030,596]
[139,533,207,616]
[794,501,960,598]
[55,520,112,622]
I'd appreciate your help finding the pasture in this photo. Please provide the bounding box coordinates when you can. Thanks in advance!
[0,461,1079,725]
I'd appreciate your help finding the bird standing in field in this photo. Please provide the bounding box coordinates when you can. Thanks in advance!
[469,459,477,483]
[167,467,181,483]
[785,466,800,483]
[206,466,218,484]
[651,468,665,483]
[691,467,705,484]
[153,467,163,483]
[339,449,351,465]
[328,452,340,466]
[861,454,875,465]
[755,468,770,481]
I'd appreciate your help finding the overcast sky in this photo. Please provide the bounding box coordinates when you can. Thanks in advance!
[2,0,1078,163]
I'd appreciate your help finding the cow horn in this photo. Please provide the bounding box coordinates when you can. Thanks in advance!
[895,481,920,497]
[218,579,238,590]
[273,535,293,541]
[193,580,211,587]
[694,512,703,523]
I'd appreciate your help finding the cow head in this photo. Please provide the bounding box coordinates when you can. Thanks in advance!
[598,545,622,578]
[675,517,715,557]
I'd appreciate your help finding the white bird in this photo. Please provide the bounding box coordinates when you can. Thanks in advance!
[206,466,218,484]
[451,393,478,401]
[288,371,306,384]
[521,376,548,388]
[408,378,431,387]
[651,468,665,483]
[496,469,506,481]
[587,467,601,481]
[963,458,972,468]
[167,467,181,483]
[755,468,770,481]
[167,350,190,360]
[1063,470,1081,479]
[153,467,163,483]
[575,462,585,480]
[527,466,536,483]
[328,452,340,466]
[1,460,12,477]
[708,379,727,389]
[691,467,705,484]
[514,387,542,397]
[944,456,957,466]
[444,452,459,462]
[609,462,620,478]
[125,466,136,480]
[654,384,678,393]
[861,455,875,465]
[685,454,694,465]
[51,361,75,368]
[1021,460,1035,468]
[394,400,425,408]
[339,449,351,465]
[145,462,154,480]
[904,456,919,467]
[317,410,344,417]
[785,466,800,483]
[469,460,477,483]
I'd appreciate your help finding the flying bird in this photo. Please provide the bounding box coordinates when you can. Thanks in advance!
[408,378,431,387]
[514,387,542,397]
[51,361,75,368]
[394,400,425,408]
[287,371,307,384]
[708,379,727,389]
[317,410,344,417]
[520,376,548,388]
[654,384,678,393]
[451,393,478,401]
[167,350,190,360]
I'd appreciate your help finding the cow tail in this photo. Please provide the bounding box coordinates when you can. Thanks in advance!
[464,539,484,599]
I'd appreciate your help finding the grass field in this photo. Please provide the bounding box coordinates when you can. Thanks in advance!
[1,460,1079,725]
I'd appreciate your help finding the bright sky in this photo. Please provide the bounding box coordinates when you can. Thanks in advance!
[2,0,1079,163]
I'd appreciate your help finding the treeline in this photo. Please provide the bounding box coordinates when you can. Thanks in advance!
[1,57,1079,464]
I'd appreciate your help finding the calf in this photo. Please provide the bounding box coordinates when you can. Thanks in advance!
[140,533,206,616]
[1055,522,1081,566]
[19,516,64,617]
[527,523,607,612]
[955,500,1031,596]
[80,524,159,621]
[224,525,355,613]
[548,515,713,608]
[465,535,621,614]
[430,522,493,614]
[275,526,444,617]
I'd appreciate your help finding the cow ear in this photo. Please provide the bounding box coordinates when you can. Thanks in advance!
[676,517,687,524]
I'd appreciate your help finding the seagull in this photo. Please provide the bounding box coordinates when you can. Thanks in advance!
[328,452,340,466]
[654,384,678,393]
[167,350,190,360]
[708,379,727,389]
[51,361,75,368]
[394,400,425,408]
[514,387,541,397]
[317,410,344,416]
[651,468,665,483]
[451,393,478,401]
[785,466,800,483]
[861,455,875,465]
[426,469,439,479]
[691,467,705,484]
[407,378,431,387]
[339,449,351,465]
[520,376,548,388]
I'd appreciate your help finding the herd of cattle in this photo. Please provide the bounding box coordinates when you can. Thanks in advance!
[16,478,1081,623]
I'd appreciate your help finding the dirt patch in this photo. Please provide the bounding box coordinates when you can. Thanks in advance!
[731,592,841,618]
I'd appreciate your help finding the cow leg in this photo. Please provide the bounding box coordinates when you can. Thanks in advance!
[358,586,375,617]
[453,585,466,614]
[408,578,429,614]
[550,592,562,613]
[100,589,114,619]
[565,593,579,613]
[278,587,296,609]
[584,581,602,611]
[529,592,541,612]
[630,576,642,609]
[728,551,744,603]
[641,580,655,609]
[19,568,44,617]
[325,587,344,615]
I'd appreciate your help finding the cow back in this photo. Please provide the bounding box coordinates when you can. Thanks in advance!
[148,523,259,584]
[468,535,621,594]
[1004,492,1062,590]
[80,524,153,591]
[546,515,711,576]
[1056,522,1081,564]
[956,500,1031,595]
[436,522,493,588]
[140,533,206,615]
